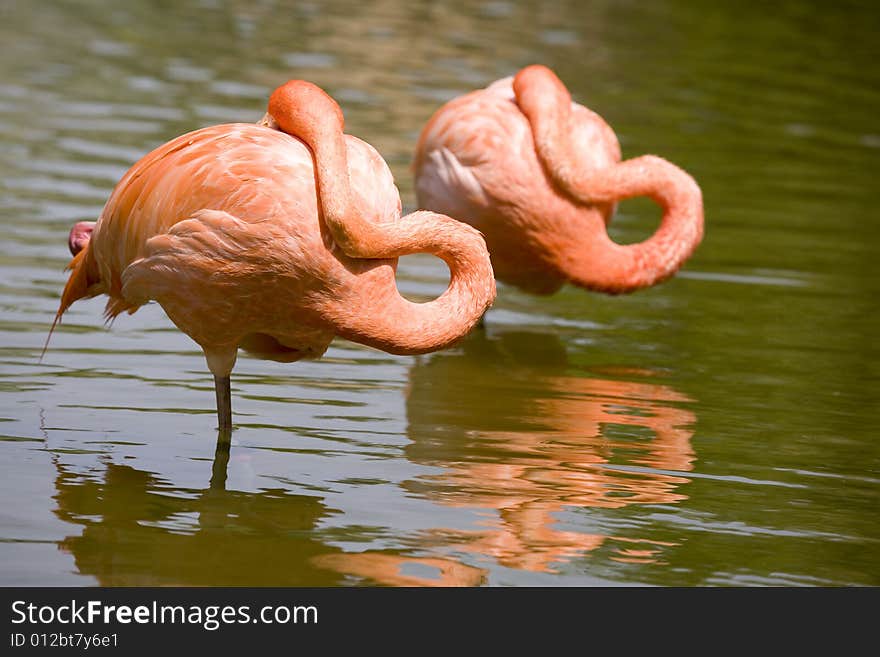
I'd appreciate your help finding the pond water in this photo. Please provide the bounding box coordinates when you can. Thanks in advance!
[1,0,878,586]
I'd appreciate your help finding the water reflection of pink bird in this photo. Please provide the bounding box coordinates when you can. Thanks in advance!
[414,64,704,296]
[53,80,495,430]
[411,375,697,572]
[404,331,697,573]
[52,461,344,586]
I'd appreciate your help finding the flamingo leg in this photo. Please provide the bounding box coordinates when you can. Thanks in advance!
[214,374,232,432]
[210,427,231,490]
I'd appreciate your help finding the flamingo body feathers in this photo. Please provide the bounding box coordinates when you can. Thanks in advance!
[414,67,703,295]
[56,81,495,399]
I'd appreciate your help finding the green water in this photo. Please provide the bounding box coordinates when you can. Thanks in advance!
[1,0,878,586]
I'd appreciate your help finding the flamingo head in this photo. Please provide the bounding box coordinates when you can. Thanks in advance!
[68,221,95,256]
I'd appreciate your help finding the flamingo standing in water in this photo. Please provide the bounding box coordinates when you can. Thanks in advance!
[54,80,495,431]
[414,65,703,296]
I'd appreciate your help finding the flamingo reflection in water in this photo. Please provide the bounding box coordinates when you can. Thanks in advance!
[49,448,487,586]
[48,427,487,586]
[401,330,697,573]
[50,450,345,586]
[48,329,697,585]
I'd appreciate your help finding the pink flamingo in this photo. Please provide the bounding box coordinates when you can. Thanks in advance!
[414,64,703,296]
[55,80,496,431]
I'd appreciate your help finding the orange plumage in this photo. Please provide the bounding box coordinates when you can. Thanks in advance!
[54,80,495,429]
[414,65,704,296]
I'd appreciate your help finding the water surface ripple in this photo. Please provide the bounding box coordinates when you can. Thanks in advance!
[1,0,878,586]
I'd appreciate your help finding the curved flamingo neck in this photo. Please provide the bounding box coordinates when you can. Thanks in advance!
[513,65,704,293]
[266,80,495,350]
[268,81,357,253]
[329,211,496,355]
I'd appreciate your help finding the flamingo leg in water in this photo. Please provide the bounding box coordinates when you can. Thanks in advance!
[210,427,231,490]
[214,375,232,432]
